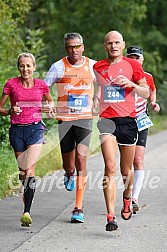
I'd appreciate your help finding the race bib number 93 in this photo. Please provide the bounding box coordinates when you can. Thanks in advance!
[68,94,88,108]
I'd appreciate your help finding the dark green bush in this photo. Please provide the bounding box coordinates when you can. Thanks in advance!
[0,116,10,146]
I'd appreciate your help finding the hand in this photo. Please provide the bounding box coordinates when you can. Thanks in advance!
[117,75,135,89]
[43,100,56,118]
[92,97,100,115]
[150,102,160,112]
[43,100,54,113]
[12,102,22,115]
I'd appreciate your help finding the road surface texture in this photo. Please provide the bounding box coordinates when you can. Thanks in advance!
[0,130,167,252]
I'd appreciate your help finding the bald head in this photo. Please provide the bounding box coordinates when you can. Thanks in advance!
[105,31,124,44]
[104,31,125,61]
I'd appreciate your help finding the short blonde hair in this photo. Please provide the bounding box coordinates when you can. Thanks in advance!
[17,52,36,67]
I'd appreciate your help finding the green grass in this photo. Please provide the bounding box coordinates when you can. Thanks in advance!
[148,114,167,134]
[0,115,167,199]
[0,145,18,199]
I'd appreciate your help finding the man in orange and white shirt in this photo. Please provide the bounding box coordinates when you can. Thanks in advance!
[45,32,96,223]
[126,46,160,213]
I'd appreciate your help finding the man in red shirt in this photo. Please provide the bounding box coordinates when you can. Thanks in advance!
[93,31,149,231]
[126,46,160,213]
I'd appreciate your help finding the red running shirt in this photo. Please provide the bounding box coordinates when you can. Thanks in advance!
[93,57,145,118]
[135,71,156,117]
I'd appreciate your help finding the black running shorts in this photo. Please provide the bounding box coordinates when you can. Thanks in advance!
[58,119,93,153]
[136,128,148,147]
[97,117,138,145]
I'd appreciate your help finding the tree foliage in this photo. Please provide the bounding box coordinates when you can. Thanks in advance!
[0,0,31,82]
[0,0,47,142]
[26,0,147,65]
[1,0,167,115]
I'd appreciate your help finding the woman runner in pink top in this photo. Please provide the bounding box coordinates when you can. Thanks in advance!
[0,52,54,227]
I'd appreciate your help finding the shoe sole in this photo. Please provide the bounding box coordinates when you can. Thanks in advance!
[121,211,132,220]
[71,219,84,223]
[21,223,31,227]
[71,217,84,223]
[66,187,74,191]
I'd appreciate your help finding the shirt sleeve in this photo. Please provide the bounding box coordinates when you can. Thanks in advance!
[43,83,50,95]
[145,72,156,91]
[3,80,11,95]
[93,63,107,85]
[44,64,58,86]
[89,59,97,81]
[131,60,145,83]
[44,59,64,86]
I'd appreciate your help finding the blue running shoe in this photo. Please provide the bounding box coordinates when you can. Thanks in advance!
[71,207,84,223]
[64,172,75,191]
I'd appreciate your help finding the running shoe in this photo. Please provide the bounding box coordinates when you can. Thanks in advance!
[132,198,139,214]
[106,214,119,231]
[121,198,132,220]
[20,212,32,227]
[64,172,75,191]
[71,207,84,223]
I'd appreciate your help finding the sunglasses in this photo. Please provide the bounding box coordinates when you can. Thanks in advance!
[65,44,83,50]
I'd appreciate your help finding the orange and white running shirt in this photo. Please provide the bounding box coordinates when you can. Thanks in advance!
[135,71,156,117]
[45,56,96,121]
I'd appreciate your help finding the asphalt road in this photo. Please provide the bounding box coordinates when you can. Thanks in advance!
[0,130,167,252]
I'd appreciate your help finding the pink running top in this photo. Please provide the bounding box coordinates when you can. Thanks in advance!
[3,77,49,124]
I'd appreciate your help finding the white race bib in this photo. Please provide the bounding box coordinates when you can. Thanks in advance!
[137,112,154,131]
